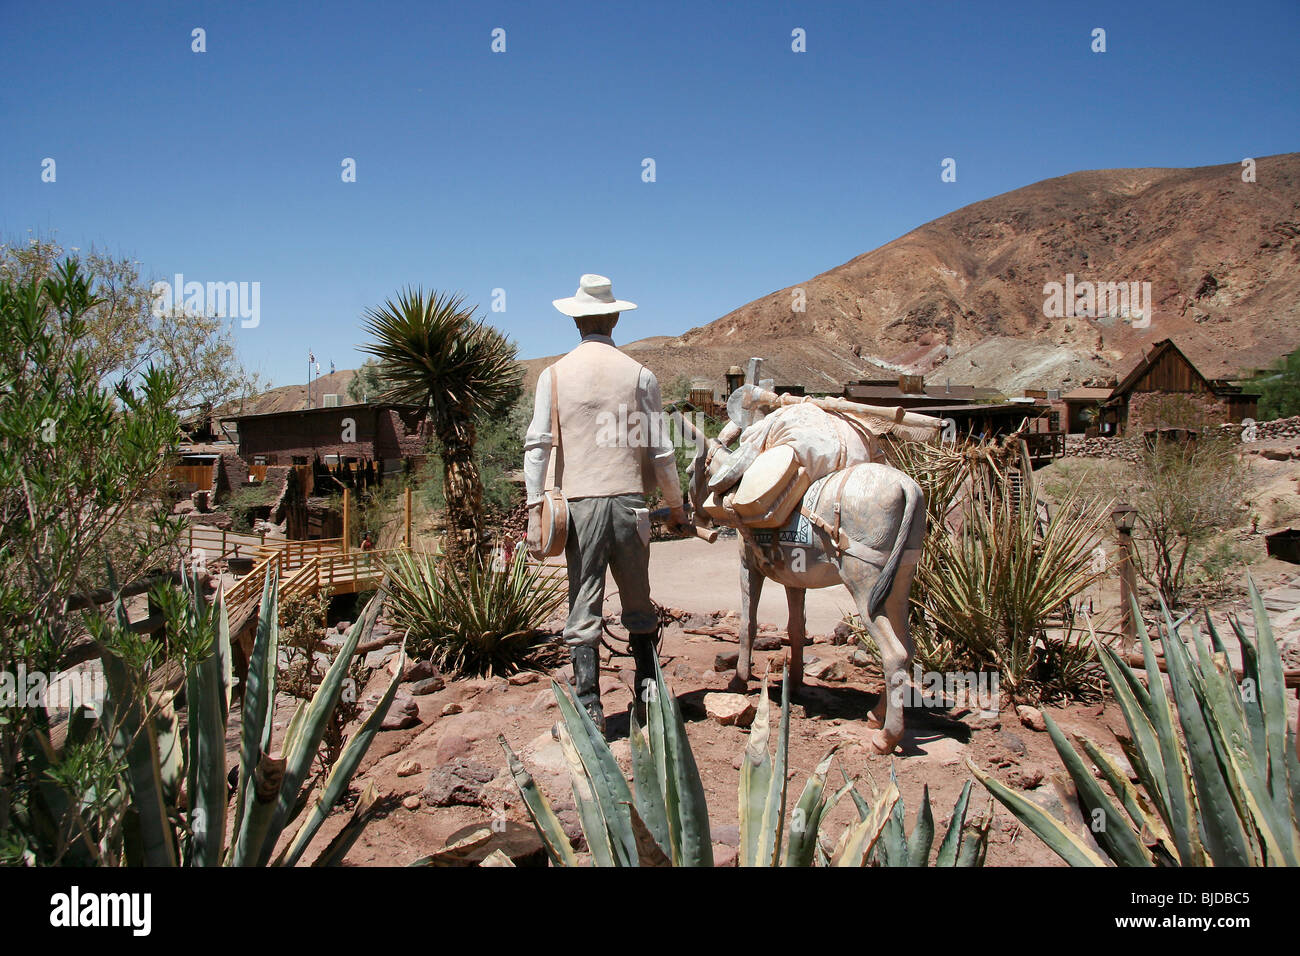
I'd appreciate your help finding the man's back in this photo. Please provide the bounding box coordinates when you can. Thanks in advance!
[549,338,655,500]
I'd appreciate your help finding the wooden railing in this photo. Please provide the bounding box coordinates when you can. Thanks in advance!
[226,543,399,623]
[254,538,344,567]
[186,526,273,562]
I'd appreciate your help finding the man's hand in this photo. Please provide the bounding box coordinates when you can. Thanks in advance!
[667,505,692,536]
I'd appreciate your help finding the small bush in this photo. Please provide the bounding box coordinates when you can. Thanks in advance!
[383,547,565,677]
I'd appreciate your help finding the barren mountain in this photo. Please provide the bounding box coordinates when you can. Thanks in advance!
[224,369,359,416]
[246,154,1300,411]
[679,153,1300,386]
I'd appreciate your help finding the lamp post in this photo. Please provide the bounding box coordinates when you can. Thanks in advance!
[1111,502,1139,651]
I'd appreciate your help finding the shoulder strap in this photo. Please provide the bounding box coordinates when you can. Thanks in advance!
[549,366,563,489]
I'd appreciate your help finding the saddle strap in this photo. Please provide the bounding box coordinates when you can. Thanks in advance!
[801,472,923,568]
[724,493,779,577]
[549,367,563,490]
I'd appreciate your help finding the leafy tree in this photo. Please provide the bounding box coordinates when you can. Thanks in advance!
[662,374,692,404]
[0,235,262,412]
[0,260,182,862]
[360,289,521,562]
[346,358,385,404]
[1256,350,1300,420]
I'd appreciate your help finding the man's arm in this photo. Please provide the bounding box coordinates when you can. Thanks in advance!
[523,367,553,506]
[640,369,684,511]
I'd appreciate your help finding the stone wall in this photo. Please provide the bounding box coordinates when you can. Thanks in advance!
[1125,390,1227,435]
[1063,415,1300,462]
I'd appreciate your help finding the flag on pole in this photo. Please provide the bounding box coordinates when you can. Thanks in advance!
[330,360,336,375]
[308,350,316,364]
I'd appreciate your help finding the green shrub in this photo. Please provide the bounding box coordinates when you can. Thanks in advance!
[382,547,564,677]
[6,567,400,866]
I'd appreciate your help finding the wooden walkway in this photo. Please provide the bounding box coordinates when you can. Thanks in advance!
[224,537,400,624]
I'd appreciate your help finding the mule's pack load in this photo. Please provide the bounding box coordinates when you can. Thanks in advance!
[730,444,810,528]
[697,387,943,534]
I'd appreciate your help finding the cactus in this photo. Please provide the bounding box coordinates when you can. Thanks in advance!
[503,660,989,867]
[969,578,1300,867]
[60,563,400,866]
[852,769,992,867]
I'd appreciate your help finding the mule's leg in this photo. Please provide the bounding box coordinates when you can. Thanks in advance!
[737,549,765,683]
[842,565,910,754]
[785,586,806,690]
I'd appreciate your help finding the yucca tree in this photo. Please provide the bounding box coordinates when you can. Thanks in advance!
[360,288,521,562]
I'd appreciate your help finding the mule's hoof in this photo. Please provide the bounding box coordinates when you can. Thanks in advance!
[725,674,749,693]
[870,730,899,755]
[865,713,884,731]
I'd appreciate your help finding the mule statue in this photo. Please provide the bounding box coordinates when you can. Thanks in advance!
[682,383,938,753]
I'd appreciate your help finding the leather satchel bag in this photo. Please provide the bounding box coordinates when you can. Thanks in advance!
[533,368,569,558]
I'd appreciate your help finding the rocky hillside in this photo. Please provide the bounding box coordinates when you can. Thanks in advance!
[679,153,1300,386]
[245,154,1300,406]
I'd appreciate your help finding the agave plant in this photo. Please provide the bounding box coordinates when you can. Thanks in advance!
[852,768,992,867]
[27,563,403,866]
[970,579,1300,867]
[501,661,991,867]
[383,547,564,677]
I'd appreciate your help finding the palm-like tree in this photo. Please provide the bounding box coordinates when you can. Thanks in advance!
[361,289,521,563]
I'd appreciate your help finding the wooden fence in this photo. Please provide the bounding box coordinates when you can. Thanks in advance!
[168,464,215,488]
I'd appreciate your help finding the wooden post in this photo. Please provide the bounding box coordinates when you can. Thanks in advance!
[404,486,413,549]
[1118,527,1138,652]
[342,488,351,554]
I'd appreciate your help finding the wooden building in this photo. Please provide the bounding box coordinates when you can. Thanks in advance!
[219,403,428,468]
[1101,339,1257,436]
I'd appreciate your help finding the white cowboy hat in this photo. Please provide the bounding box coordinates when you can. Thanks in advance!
[552,274,637,317]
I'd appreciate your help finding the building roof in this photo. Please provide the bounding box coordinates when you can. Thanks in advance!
[219,402,425,424]
[914,402,1050,415]
[1111,339,1212,397]
[1061,386,1113,401]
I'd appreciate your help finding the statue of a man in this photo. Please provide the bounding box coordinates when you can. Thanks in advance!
[524,275,688,733]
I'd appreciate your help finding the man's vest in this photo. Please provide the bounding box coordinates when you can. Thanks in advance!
[548,339,656,500]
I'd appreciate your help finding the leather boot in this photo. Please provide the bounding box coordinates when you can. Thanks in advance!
[571,645,605,734]
[628,632,660,727]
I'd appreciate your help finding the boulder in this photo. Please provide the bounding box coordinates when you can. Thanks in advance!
[703,692,756,727]
[422,759,497,808]
[364,690,420,730]
[410,676,446,696]
[805,658,848,682]
[1016,705,1046,732]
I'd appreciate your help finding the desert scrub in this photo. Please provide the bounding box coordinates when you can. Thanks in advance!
[382,546,564,677]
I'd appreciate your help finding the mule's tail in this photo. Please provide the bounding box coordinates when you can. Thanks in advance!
[866,477,925,619]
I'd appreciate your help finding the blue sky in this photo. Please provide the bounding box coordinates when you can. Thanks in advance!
[2,0,1296,388]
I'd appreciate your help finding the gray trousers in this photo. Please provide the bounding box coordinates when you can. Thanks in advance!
[563,493,657,648]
